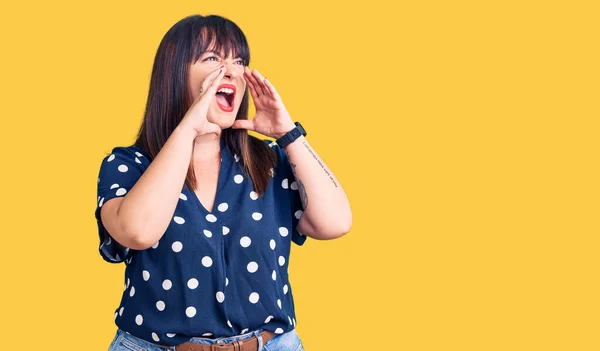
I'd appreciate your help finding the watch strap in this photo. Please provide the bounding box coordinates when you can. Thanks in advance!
[276,122,306,148]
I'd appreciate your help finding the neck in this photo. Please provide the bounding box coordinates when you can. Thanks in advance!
[192,133,221,163]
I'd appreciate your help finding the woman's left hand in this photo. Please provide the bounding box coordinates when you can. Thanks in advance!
[231,67,296,139]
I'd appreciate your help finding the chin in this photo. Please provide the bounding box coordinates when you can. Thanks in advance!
[209,107,241,128]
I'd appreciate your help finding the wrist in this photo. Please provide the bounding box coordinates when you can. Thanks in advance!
[274,123,296,139]
[174,123,198,141]
[275,121,307,149]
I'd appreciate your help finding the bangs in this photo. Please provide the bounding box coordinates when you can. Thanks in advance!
[193,16,250,65]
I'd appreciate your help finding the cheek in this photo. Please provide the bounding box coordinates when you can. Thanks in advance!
[190,67,212,86]
[239,86,247,101]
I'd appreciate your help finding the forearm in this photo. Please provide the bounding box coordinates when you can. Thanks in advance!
[119,125,197,247]
[283,135,352,235]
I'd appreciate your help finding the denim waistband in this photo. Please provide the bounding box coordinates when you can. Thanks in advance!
[187,328,266,345]
[114,327,268,350]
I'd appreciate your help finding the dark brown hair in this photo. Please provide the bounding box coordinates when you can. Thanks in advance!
[133,14,276,197]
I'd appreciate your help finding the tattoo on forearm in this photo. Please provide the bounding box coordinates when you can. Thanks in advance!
[298,140,338,188]
[285,140,338,209]
[289,162,308,209]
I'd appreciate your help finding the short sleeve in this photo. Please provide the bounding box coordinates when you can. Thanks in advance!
[264,139,307,246]
[94,146,146,263]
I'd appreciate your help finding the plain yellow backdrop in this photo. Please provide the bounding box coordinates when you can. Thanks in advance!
[0,0,598,350]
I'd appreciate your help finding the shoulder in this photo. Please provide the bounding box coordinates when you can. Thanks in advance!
[101,145,149,164]
[97,145,151,177]
[261,138,294,181]
[261,138,285,163]
[262,138,278,148]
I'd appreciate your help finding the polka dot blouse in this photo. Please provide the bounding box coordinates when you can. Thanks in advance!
[94,137,306,347]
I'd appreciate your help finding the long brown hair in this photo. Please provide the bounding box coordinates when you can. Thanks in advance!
[133,14,276,197]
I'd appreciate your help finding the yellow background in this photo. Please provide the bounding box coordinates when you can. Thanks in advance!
[0,0,598,350]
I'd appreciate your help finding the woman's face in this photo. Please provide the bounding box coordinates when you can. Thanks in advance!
[189,49,247,128]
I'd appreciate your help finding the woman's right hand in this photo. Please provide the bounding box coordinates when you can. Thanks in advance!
[179,65,227,137]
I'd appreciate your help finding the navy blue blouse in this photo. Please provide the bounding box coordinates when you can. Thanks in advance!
[94,137,307,347]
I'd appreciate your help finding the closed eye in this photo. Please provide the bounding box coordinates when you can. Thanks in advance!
[204,56,245,65]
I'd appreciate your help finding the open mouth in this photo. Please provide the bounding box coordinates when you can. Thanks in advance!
[215,84,236,112]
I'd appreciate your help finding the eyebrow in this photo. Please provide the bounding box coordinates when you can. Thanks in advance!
[203,50,242,59]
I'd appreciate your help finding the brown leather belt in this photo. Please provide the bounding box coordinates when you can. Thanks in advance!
[159,330,276,351]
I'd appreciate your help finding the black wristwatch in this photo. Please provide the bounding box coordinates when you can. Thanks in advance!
[276,122,307,148]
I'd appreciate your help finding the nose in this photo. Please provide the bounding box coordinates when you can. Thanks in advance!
[222,61,241,80]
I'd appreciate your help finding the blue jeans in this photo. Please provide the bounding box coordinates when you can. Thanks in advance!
[108,328,305,351]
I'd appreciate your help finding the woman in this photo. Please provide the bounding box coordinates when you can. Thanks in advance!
[95,14,352,351]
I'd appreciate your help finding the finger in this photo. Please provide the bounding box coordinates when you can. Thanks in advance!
[245,66,265,97]
[244,66,260,100]
[230,119,255,131]
[204,67,227,98]
[244,69,259,101]
[243,66,259,97]
[207,66,227,90]
[205,121,222,136]
[250,69,267,96]
[263,77,281,101]
[199,66,227,98]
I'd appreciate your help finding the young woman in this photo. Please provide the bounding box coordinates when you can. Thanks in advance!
[95,14,352,351]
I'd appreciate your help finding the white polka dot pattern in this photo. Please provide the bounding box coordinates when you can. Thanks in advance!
[187,278,199,289]
[202,256,213,267]
[94,141,307,346]
[249,292,260,304]
[247,261,258,273]
[162,280,172,290]
[240,236,251,247]
[186,306,196,318]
